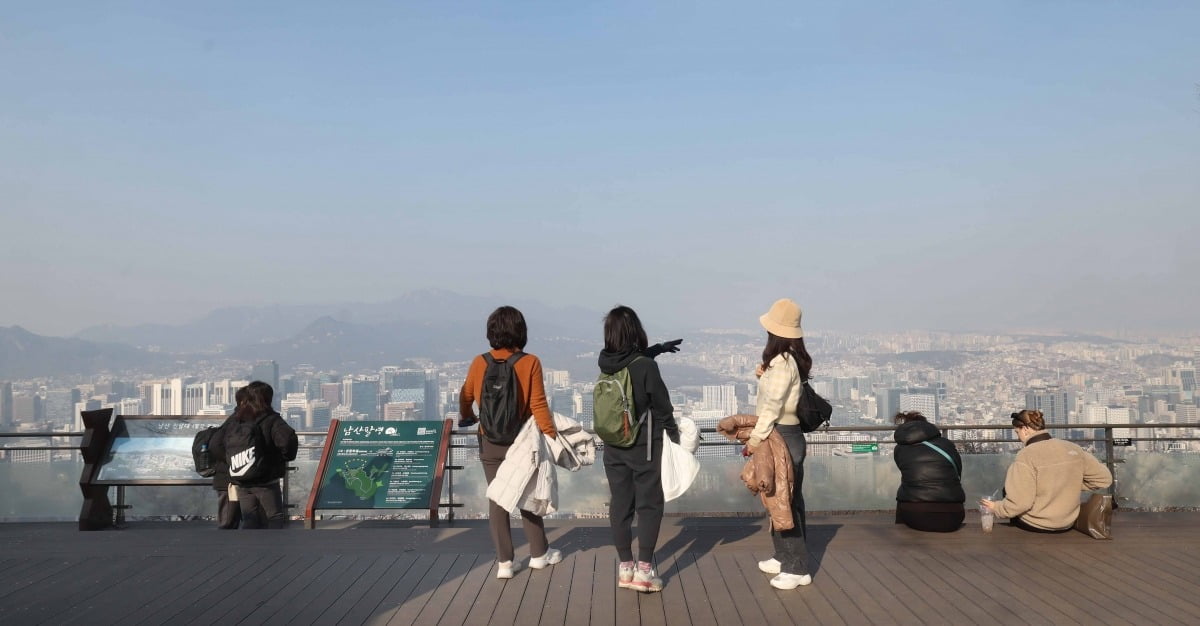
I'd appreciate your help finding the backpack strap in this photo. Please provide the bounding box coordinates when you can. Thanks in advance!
[921,441,958,475]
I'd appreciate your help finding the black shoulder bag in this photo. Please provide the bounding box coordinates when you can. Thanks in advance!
[797,377,832,433]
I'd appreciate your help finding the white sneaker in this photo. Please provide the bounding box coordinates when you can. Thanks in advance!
[758,558,782,575]
[770,573,812,590]
[496,560,517,579]
[529,548,563,569]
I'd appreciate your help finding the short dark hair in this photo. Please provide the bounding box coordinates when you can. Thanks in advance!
[894,411,926,425]
[486,306,528,350]
[603,305,648,353]
[761,333,813,380]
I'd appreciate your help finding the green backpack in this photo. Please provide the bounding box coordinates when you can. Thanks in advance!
[593,356,651,453]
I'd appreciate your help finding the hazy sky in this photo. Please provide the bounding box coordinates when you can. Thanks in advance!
[2,2,1197,337]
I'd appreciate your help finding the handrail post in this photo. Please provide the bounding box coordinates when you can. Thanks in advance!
[1103,425,1118,503]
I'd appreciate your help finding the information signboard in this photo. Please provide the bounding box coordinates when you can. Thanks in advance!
[310,419,449,511]
[850,443,879,453]
[1112,438,1132,447]
[94,415,225,485]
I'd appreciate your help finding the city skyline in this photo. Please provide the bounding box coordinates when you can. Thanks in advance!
[2,3,1198,336]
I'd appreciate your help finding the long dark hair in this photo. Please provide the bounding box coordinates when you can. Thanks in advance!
[236,380,274,419]
[761,333,813,380]
[603,305,648,353]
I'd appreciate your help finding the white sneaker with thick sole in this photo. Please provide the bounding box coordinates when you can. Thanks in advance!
[770,573,812,590]
[758,558,782,575]
[529,548,563,569]
[496,560,517,579]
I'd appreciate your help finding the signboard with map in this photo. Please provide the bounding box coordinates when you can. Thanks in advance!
[306,419,452,527]
[94,415,226,485]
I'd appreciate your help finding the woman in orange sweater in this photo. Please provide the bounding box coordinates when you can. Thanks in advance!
[459,305,560,579]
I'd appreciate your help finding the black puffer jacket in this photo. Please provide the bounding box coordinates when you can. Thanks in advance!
[894,420,965,503]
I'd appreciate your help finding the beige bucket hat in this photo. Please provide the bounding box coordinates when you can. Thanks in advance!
[759,298,804,339]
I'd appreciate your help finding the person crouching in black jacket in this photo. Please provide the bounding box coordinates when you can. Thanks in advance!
[219,380,298,529]
[893,411,965,532]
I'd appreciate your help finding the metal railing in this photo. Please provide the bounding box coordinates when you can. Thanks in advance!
[2,422,1197,522]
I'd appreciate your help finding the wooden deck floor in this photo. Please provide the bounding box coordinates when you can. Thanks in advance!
[0,512,1198,625]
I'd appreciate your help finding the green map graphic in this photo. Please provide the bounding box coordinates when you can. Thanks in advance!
[335,457,391,500]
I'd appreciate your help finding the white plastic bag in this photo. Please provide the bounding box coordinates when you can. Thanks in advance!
[676,417,700,454]
[661,437,700,502]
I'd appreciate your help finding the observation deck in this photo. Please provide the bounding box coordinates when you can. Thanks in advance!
[1,512,1198,624]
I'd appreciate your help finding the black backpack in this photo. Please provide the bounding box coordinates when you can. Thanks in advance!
[225,414,273,485]
[477,352,526,445]
[192,426,219,478]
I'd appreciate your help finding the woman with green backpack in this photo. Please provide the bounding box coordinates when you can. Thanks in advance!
[596,305,680,593]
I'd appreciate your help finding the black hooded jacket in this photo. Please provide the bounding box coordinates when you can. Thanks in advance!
[211,410,298,488]
[893,420,965,503]
[597,347,679,445]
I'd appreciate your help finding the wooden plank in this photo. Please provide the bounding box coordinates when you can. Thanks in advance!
[406,555,477,625]
[361,553,439,625]
[817,551,911,625]
[1069,548,1200,622]
[1016,547,1177,625]
[514,555,557,625]
[657,552,693,626]
[847,551,956,624]
[536,552,576,626]
[263,556,368,626]
[589,553,616,626]
[31,557,163,625]
[436,556,492,626]
[128,554,265,625]
[876,550,984,625]
[232,556,345,625]
[381,551,460,623]
[0,558,76,601]
[922,548,1024,624]
[718,552,799,625]
[1101,548,1200,610]
[461,556,509,626]
[927,546,1060,626]
[669,552,716,626]
[167,554,290,625]
[336,553,420,626]
[310,554,405,625]
[689,551,744,625]
[551,550,595,626]
[483,558,532,626]
[57,555,216,626]
[984,548,1099,625]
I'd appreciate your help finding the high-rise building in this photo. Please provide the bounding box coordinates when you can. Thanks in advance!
[1,381,14,429]
[702,385,738,416]
[424,371,442,420]
[899,391,939,421]
[280,393,308,429]
[1026,385,1073,424]
[43,389,78,426]
[344,377,380,420]
[251,360,280,410]
[183,383,209,415]
[73,399,102,431]
[307,400,332,432]
[151,379,185,415]
[551,388,577,418]
[321,383,342,408]
[876,388,904,421]
[12,394,42,423]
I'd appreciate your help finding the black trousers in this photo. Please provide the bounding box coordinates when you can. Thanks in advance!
[479,437,549,562]
[771,425,809,576]
[216,489,241,529]
[237,482,287,529]
[896,501,965,533]
[604,435,664,563]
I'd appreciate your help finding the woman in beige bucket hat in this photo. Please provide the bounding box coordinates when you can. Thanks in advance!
[749,298,814,589]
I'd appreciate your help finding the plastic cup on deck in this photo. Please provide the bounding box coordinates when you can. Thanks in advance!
[979,500,995,533]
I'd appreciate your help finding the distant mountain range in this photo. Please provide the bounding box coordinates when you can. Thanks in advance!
[0,325,174,379]
[2,290,613,378]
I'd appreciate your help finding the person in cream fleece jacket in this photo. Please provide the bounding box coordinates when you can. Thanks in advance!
[981,409,1112,532]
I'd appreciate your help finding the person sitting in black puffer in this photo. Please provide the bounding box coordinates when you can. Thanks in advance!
[893,411,965,532]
